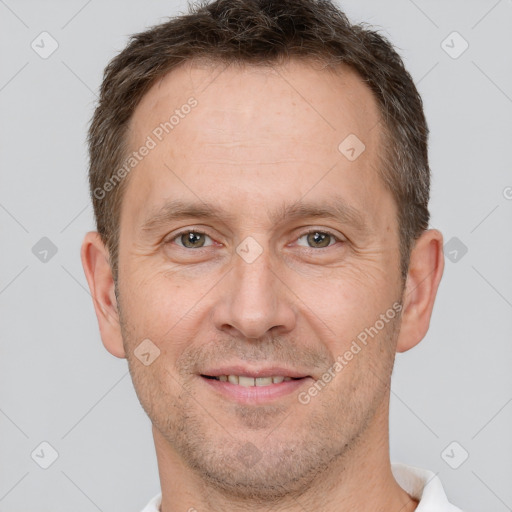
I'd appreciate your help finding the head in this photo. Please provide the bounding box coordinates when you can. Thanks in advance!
[82,0,444,503]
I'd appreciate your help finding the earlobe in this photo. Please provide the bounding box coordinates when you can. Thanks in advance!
[81,231,126,359]
[396,229,445,353]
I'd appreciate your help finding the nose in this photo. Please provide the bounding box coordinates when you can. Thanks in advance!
[212,244,297,340]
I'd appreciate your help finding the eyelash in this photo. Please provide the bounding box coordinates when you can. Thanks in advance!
[166,228,343,250]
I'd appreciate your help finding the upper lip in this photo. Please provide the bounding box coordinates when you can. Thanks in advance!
[200,365,311,379]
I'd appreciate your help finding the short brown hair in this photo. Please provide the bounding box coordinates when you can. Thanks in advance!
[88,0,430,282]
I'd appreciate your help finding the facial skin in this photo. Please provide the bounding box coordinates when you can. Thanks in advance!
[82,59,444,512]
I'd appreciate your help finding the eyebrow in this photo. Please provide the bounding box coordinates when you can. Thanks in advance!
[140,195,368,234]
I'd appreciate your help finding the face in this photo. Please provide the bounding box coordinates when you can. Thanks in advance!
[116,60,405,498]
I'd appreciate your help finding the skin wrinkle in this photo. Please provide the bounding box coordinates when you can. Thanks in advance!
[82,57,443,512]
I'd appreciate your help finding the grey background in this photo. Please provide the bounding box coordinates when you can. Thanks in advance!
[1,0,511,511]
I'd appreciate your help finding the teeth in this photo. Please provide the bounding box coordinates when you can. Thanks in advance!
[214,375,296,386]
[238,376,255,387]
[255,377,272,386]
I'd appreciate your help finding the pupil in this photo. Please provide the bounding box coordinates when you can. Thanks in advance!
[183,232,204,248]
[308,232,329,248]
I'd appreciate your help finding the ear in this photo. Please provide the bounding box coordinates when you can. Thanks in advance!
[81,231,126,358]
[396,229,445,353]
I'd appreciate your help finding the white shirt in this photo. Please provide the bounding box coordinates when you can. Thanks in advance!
[140,462,464,511]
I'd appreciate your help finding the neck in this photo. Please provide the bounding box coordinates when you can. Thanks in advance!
[153,398,418,512]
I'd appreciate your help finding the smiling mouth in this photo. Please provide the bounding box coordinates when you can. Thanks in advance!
[201,375,304,386]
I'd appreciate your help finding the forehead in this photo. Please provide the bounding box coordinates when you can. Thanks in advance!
[121,59,393,234]
[129,58,380,153]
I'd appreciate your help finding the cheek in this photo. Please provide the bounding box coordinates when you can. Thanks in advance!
[316,313,399,400]
[125,350,186,435]
[291,266,396,344]
[119,263,192,330]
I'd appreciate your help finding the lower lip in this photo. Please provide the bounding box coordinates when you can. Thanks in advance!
[200,376,312,404]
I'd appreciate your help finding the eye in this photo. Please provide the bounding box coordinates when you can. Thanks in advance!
[171,230,214,249]
[166,228,342,251]
[296,230,340,249]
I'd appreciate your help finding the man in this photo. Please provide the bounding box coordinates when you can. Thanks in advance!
[81,0,463,510]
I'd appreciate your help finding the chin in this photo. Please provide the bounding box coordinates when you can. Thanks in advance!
[163,409,349,501]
